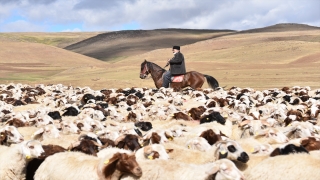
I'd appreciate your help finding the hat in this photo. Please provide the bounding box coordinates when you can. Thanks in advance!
[172,46,180,50]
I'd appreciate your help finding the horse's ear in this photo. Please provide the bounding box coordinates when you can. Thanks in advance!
[144,59,147,62]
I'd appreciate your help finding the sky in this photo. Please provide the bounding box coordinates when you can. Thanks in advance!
[0,0,319,32]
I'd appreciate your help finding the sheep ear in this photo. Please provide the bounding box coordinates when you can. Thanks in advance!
[300,138,309,146]
[103,153,121,179]
[199,131,208,138]
[166,149,174,153]
[32,128,45,140]
[117,141,125,149]
[239,120,250,127]
[205,162,220,175]
[270,148,281,157]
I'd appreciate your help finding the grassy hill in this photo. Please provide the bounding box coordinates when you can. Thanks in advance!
[64,29,235,62]
[240,23,320,33]
[0,23,319,90]
[0,32,103,48]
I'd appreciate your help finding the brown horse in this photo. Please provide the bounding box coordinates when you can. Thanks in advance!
[140,60,219,90]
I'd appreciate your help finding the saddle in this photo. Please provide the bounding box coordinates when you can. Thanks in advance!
[171,75,184,82]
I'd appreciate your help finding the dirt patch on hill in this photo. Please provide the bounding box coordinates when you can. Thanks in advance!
[289,52,320,64]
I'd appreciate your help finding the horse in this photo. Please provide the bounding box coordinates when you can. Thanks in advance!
[139,60,219,90]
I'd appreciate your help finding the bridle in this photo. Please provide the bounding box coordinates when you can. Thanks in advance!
[140,63,149,77]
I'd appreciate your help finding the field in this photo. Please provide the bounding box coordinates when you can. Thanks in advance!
[0,24,319,90]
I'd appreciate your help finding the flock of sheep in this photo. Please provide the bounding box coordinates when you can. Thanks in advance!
[1,83,320,180]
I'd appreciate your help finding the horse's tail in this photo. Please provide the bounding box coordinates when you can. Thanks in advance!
[204,75,219,90]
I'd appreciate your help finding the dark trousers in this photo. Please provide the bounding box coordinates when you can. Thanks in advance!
[162,71,171,88]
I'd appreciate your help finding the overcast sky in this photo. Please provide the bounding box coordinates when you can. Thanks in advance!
[0,0,319,32]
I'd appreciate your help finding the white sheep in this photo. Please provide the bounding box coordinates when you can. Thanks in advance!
[35,151,142,180]
[0,140,44,180]
[245,153,320,180]
[122,158,245,180]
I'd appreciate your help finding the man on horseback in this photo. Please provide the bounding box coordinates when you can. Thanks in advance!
[162,45,186,88]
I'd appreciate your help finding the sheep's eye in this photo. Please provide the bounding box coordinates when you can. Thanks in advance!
[29,146,34,149]
[227,145,237,152]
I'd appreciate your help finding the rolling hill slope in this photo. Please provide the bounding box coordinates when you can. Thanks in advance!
[0,41,108,83]
[0,32,103,48]
[64,29,235,61]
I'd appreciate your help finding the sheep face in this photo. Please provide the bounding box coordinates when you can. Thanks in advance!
[22,140,45,159]
[116,135,142,151]
[200,111,226,125]
[44,124,60,138]
[215,140,249,163]
[206,159,245,180]
[1,126,24,144]
[102,153,142,178]
[77,121,93,132]
[255,128,288,144]
[134,121,152,131]
[143,144,170,160]
[186,137,211,152]
[251,144,273,155]
[199,129,222,145]
[61,121,80,134]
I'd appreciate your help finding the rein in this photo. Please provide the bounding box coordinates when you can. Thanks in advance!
[140,63,149,76]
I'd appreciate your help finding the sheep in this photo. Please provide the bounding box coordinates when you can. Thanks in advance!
[122,158,245,180]
[245,153,320,180]
[0,140,44,180]
[115,134,142,151]
[0,125,24,145]
[270,143,309,157]
[32,124,60,141]
[5,118,27,128]
[163,139,249,165]
[35,151,142,180]
[300,136,320,151]
[96,128,120,141]
[254,127,289,144]
[61,120,80,134]
[199,129,223,145]
[26,144,67,180]
[134,121,152,131]
[200,111,226,125]
[68,138,101,156]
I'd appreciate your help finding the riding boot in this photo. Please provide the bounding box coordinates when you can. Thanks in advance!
[162,71,171,88]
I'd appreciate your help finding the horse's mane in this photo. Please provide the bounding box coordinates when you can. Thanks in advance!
[146,61,166,74]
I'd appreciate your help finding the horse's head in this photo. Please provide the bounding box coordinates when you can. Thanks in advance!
[140,60,149,79]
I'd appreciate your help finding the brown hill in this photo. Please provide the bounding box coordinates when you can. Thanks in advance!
[240,23,320,33]
[0,41,107,82]
[64,29,235,61]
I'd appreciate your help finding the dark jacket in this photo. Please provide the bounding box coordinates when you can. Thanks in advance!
[169,52,186,75]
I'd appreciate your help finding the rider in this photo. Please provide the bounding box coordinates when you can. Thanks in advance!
[162,45,186,88]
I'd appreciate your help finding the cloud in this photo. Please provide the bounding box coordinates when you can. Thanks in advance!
[0,0,319,32]
[61,28,82,32]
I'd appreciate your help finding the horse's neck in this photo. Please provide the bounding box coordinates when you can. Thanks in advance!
[148,63,165,88]
[149,63,165,81]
